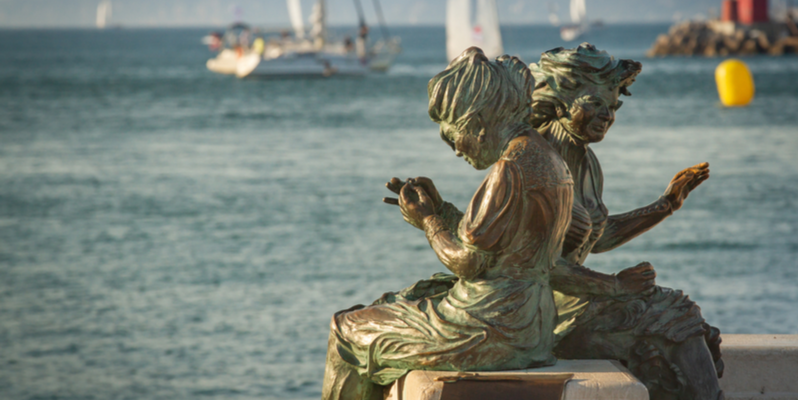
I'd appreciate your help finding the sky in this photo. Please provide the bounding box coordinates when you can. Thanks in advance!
[0,0,796,28]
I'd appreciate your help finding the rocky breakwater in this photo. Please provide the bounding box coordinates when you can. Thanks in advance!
[647,19,798,57]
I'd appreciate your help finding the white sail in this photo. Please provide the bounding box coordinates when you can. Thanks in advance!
[309,0,326,48]
[96,1,111,29]
[570,0,586,24]
[446,0,472,62]
[287,0,305,39]
[446,0,503,62]
[475,0,503,59]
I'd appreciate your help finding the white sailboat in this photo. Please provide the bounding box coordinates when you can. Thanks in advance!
[96,1,112,29]
[233,0,401,78]
[446,0,503,62]
[560,0,589,41]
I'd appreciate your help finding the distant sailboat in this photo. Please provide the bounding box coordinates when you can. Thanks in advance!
[560,0,588,41]
[207,0,402,78]
[446,0,503,62]
[547,2,561,26]
[96,1,112,29]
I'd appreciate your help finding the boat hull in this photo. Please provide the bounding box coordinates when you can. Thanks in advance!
[206,49,240,75]
[560,25,588,41]
[236,52,370,78]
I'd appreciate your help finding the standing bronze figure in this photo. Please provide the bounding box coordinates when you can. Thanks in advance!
[320,45,724,400]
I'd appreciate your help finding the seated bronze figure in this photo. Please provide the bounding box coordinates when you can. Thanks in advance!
[321,44,723,400]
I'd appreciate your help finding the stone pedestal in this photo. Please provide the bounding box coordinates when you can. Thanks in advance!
[384,360,648,400]
[383,334,798,400]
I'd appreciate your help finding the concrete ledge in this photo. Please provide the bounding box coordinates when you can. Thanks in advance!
[719,334,798,400]
[384,360,648,400]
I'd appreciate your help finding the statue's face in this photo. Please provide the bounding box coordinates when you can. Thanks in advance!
[438,120,497,170]
[562,87,621,144]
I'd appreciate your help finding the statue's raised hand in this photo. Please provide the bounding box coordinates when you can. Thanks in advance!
[383,177,443,212]
[614,262,656,296]
[398,182,435,230]
[663,162,710,211]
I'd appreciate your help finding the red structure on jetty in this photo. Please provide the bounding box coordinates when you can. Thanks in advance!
[721,0,770,24]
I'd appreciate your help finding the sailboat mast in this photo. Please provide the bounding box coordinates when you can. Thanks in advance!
[371,0,391,41]
[353,0,366,28]
[309,0,327,48]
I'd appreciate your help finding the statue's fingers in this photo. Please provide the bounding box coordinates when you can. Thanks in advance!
[689,174,710,190]
[382,197,399,206]
[411,178,431,193]
[640,268,656,278]
[692,162,710,170]
[386,177,403,194]
[385,183,400,194]
[634,261,654,270]
[413,185,431,199]
[413,176,433,185]
[695,168,710,177]
[400,182,417,203]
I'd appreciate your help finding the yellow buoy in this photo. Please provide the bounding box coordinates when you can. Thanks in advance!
[715,59,755,107]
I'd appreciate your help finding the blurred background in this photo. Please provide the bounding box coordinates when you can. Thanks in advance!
[0,0,797,399]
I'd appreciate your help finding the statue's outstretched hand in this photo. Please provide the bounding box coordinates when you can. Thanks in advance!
[398,182,435,230]
[663,162,710,211]
[383,177,443,211]
[614,262,656,296]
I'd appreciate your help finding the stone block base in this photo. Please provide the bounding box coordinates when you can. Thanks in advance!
[384,360,648,400]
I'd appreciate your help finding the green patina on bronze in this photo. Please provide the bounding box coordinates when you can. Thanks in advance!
[320,44,724,400]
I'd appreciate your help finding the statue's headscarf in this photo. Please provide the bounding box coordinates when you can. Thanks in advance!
[529,43,642,128]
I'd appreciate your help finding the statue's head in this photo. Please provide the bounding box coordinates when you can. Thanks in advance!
[529,43,642,144]
[428,47,534,170]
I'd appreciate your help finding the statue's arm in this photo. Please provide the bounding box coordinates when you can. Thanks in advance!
[583,148,672,254]
[591,197,673,253]
[550,258,618,296]
[590,155,709,254]
[436,201,465,232]
[418,159,521,280]
[550,258,656,297]
[422,215,494,280]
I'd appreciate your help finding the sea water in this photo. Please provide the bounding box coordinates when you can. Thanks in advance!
[0,25,796,399]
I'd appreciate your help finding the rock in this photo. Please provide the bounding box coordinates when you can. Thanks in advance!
[740,39,758,55]
[648,19,798,57]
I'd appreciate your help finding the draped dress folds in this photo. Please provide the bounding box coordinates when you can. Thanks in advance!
[329,135,574,387]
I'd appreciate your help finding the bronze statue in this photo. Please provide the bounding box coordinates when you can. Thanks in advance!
[320,44,724,400]
[529,43,722,400]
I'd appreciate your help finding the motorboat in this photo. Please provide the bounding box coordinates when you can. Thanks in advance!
[446,0,503,62]
[205,23,253,75]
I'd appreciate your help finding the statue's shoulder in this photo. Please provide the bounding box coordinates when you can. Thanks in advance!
[502,135,572,190]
